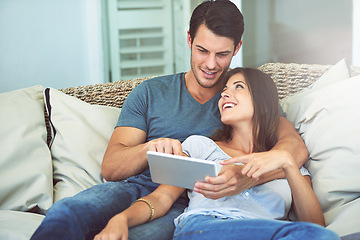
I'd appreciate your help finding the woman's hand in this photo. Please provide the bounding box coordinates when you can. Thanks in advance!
[221,149,294,179]
[194,164,257,199]
[94,214,129,240]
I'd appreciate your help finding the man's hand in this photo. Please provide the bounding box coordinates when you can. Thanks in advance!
[147,138,183,155]
[103,126,184,181]
[193,164,257,200]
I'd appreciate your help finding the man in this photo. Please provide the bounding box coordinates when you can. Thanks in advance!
[31,1,308,239]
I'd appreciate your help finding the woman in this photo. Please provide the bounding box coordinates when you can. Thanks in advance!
[94,68,339,240]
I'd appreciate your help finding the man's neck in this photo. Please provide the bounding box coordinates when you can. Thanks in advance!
[184,71,223,104]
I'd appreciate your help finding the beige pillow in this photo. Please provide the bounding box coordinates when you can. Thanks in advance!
[281,58,349,113]
[325,198,360,237]
[45,88,121,202]
[281,63,360,237]
[0,85,53,214]
[0,210,44,240]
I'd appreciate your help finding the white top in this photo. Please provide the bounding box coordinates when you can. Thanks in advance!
[174,135,309,226]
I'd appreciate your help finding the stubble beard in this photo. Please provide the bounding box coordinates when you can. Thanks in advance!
[191,56,230,90]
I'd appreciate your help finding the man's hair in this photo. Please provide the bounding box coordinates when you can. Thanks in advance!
[189,0,244,47]
[212,68,280,153]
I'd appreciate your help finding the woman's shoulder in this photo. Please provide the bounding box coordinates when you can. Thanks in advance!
[183,135,216,145]
[182,135,219,159]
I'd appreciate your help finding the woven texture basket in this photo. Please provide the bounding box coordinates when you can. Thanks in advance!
[59,77,148,108]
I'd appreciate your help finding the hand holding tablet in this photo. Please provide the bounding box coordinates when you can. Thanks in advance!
[147,151,220,189]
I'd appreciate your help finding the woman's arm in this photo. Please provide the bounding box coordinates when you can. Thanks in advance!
[193,117,309,199]
[222,151,324,226]
[284,166,325,226]
[225,117,308,182]
[94,185,185,240]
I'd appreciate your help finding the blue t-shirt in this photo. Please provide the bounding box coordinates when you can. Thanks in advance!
[116,73,223,143]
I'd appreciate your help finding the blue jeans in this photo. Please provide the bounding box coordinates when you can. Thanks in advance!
[173,215,340,240]
[31,169,188,240]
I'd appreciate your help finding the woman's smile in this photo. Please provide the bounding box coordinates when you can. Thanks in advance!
[222,102,237,110]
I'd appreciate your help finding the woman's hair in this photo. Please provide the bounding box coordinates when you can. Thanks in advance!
[189,0,244,48]
[212,68,280,152]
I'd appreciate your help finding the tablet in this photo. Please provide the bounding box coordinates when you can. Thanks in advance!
[147,151,219,189]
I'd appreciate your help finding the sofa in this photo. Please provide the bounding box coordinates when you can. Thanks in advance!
[1,60,359,240]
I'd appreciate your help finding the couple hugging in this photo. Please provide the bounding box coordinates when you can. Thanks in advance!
[32,1,339,240]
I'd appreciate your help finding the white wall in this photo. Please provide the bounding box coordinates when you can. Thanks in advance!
[242,0,272,68]
[242,0,353,68]
[354,0,360,66]
[1,0,356,93]
[0,0,104,93]
[229,0,243,68]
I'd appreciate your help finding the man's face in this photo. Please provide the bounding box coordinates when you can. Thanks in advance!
[188,24,241,89]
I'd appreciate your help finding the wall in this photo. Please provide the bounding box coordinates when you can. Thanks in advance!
[242,0,353,68]
[0,0,355,93]
[242,0,272,68]
[354,0,360,66]
[0,0,104,93]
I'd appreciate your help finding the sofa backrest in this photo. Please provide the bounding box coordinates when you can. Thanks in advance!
[259,62,360,99]
[59,63,360,104]
[44,62,359,145]
[59,77,147,108]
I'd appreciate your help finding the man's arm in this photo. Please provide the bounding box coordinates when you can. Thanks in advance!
[194,116,309,199]
[102,126,183,181]
[274,116,309,167]
[102,127,148,181]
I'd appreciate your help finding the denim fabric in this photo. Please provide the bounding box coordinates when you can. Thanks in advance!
[31,171,188,240]
[173,215,340,240]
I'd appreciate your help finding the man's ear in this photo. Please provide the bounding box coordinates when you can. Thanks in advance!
[233,40,242,56]
[187,30,192,49]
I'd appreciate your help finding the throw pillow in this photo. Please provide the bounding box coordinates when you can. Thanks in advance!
[0,210,44,240]
[45,88,121,202]
[0,85,53,213]
[281,67,360,237]
[281,58,349,114]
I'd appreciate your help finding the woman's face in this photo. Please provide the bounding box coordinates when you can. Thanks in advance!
[218,73,254,126]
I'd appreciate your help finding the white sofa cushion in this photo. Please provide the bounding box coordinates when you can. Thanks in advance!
[0,210,44,240]
[45,88,121,202]
[325,197,360,237]
[281,60,360,236]
[0,85,53,213]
